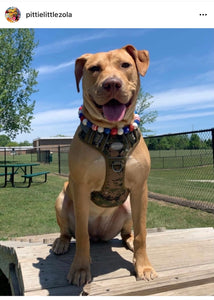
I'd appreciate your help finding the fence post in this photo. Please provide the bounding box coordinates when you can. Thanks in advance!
[4,148,6,164]
[58,145,61,174]
[212,128,214,169]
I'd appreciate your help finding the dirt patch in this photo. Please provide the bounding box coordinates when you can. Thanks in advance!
[148,192,214,214]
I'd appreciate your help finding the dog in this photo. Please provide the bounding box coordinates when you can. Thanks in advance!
[52,45,157,286]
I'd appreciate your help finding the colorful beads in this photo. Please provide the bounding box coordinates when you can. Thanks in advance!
[92,124,98,131]
[78,105,140,136]
[104,128,110,134]
[117,128,124,135]
[87,120,92,127]
[98,126,104,133]
[82,118,88,126]
[133,122,138,130]
[110,128,118,135]
[129,124,134,132]
[123,126,130,134]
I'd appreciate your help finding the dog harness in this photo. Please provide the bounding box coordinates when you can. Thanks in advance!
[78,106,141,208]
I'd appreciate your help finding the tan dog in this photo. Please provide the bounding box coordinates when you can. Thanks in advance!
[52,45,157,286]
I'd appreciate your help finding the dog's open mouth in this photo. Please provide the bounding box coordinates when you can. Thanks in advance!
[94,98,132,122]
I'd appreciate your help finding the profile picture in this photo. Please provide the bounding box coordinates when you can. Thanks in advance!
[5,7,21,23]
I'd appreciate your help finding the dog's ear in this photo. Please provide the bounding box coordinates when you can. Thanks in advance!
[123,45,149,77]
[75,54,92,92]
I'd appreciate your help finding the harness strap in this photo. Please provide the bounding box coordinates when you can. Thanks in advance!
[78,123,141,207]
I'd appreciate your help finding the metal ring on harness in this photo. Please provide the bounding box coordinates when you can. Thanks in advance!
[112,161,123,173]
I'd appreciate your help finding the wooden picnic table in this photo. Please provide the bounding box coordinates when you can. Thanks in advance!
[0,163,40,188]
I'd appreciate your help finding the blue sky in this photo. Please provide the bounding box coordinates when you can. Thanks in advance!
[16,28,214,142]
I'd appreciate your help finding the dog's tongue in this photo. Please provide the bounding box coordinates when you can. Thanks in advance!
[103,99,126,122]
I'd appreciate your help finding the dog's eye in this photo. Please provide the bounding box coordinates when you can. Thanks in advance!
[121,62,131,69]
[88,66,101,73]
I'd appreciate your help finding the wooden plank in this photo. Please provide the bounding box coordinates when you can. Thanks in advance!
[15,238,214,293]
[9,232,59,244]
[0,243,24,295]
[147,227,214,247]
[151,282,214,296]
[24,285,83,296]
[83,264,214,296]
[9,263,21,296]
[1,228,214,296]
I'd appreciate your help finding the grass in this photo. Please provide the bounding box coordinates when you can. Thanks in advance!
[148,165,214,203]
[149,148,212,158]
[0,166,214,240]
[0,173,66,239]
[147,200,214,229]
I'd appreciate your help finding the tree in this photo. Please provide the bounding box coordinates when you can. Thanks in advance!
[145,137,159,150]
[136,88,158,133]
[0,29,38,139]
[189,134,201,149]
[19,140,32,146]
[158,137,170,150]
[0,134,11,146]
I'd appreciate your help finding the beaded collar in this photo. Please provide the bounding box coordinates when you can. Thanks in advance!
[78,105,140,135]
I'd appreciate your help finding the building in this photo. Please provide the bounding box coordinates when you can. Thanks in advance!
[33,137,73,150]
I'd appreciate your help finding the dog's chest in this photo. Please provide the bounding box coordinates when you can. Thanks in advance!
[78,124,141,207]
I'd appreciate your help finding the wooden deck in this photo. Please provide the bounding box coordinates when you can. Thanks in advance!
[0,227,214,296]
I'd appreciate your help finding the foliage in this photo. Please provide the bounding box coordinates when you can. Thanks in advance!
[0,135,10,147]
[0,134,31,146]
[0,29,38,139]
[19,140,32,146]
[145,134,212,150]
[189,133,201,149]
[136,88,158,133]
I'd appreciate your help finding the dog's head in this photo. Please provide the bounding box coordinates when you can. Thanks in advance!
[75,45,149,128]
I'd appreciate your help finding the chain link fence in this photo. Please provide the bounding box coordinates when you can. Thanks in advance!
[1,128,213,212]
[145,128,214,213]
[0,145,69,175]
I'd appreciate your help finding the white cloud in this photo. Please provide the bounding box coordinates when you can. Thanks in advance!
[33,108,78,125]
[157,111,214,122]
[36,31,111,56]
[15,108,79,142]
[37,60,75,75]
[152,84,214,110]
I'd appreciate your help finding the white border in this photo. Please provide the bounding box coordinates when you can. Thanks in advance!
[1,1,214,28]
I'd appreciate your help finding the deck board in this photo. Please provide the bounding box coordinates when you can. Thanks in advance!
[0,227,214,296]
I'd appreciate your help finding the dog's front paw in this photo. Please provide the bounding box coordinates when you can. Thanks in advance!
[67,259,91,286]
[135,264,158,281]
[52,236,70,254]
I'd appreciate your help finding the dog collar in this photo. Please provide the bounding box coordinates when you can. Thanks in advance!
[78,105,140,135]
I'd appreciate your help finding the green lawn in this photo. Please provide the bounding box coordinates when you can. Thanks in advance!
[148,165,214,203]
[147,200,214,229]
[0,168,213,240]
[150,149,212,169]
[0,174,66,239]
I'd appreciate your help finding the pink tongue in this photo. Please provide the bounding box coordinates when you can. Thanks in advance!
[103,100,126,122]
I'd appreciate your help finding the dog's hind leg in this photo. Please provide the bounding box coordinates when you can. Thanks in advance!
[121,218,134,251]
[52,182,74,255]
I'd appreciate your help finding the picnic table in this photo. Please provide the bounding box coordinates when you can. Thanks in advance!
[0,163,49,188]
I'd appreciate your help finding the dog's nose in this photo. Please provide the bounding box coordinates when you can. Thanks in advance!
[102,77,122,91]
